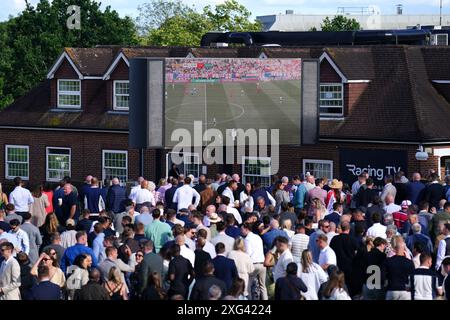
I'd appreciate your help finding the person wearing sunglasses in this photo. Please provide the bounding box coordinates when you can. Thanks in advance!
[0,241,21,300]
[307,219,331,264]
[30,248,66,289]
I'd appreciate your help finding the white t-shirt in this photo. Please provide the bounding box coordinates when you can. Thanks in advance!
[273,249,294,282]
[318,246,337,267]
[366,223,387,239]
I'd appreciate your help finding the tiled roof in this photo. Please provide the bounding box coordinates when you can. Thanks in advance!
[3,45,450,142]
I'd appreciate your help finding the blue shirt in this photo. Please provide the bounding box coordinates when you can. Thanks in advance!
[30,281,62,300]
[225,226,241,239]
[261,229,289,253]
[60,243,98,273]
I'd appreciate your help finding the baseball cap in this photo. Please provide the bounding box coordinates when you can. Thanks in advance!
[66,219,75,227]
[401,200,412,209]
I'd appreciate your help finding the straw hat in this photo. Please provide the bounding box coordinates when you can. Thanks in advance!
[329,179,343,189]
[209,212,222,224]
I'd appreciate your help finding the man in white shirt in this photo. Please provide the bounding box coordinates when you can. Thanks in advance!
[272,236,294,282]
[222,180,238,205]
[366,212,387,239]
[384,194,401,215]
[175,235,195,267]
[129,177,144,200]
[173,177,200,212]
[291,224,309,263]
[219,202,242,225]
[317,233,337,271]
[8,177,34,213]
[305,174,316,192]
[211,221,235,255]
[241,222,268,300]
[197,229,216,258]
[132,180,155,208]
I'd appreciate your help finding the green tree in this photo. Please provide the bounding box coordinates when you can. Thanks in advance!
[203,0,261,32]
[135,0,195,35]
[0,0,138,110]
[146,12,212,46]
[320,15,361,31]
[138,0,262,46]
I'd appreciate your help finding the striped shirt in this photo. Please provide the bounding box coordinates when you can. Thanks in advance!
[291,233,309,260]
[409,267,440,300]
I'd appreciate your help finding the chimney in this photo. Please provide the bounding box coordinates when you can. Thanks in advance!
[286,10,294,14]
[396,4,403,15]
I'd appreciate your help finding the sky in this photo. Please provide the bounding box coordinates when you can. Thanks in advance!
[1,0,450,22]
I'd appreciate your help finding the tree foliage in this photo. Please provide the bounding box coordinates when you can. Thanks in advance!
[0,0,138,110]
[321,15,361,32]
[138,0,262,46]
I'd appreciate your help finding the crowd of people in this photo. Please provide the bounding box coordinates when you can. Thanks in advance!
[0,166,450,301]
[165,58,301,83]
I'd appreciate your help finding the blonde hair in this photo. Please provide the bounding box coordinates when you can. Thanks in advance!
[147,181,156,192]
[301,249,314,273]
[282,219,292,230]
[233,238,245,252]
[108,266,122,285]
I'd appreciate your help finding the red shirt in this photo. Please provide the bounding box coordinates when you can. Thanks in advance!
[393,210,408,229]
[43,190,54,214]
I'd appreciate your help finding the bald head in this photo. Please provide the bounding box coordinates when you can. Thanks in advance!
[385,194,395,205]
[85,175,93,184]
[232,174,240,183]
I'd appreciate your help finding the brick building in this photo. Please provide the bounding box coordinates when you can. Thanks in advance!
[1,45,450,190]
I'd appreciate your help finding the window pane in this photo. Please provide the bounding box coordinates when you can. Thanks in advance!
[115,82,129,95]
[59,94,80,106]
[59,80,80,92]
[115,96,129,108]
[243,158,271,187]
[320,84,343,116]
[304,161,333,180]
[6,146,28,178]
[47,150,71,181]
[104,152,127,182]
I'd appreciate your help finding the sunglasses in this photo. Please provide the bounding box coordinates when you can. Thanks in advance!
[43,258,52,262]
[323,225,330,228]
[136,254,144,258]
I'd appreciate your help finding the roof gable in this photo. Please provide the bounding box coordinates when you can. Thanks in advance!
[47,51,83,80]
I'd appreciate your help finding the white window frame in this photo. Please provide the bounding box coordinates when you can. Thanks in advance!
[5,145,29,180]
[57,79,81,109]
[302,159,334,180]
[319,83,344,117]
[242,156,272,187]
[113,80,130,111]
[102,150,128,182]
[46,147,71,182]
[165,151,200,182]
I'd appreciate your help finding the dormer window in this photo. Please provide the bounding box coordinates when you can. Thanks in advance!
[57,79,81,108]
[319,83,344,117]
[113,80,129,111]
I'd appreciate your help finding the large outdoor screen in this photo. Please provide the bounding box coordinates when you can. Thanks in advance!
[164,58,302,146]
